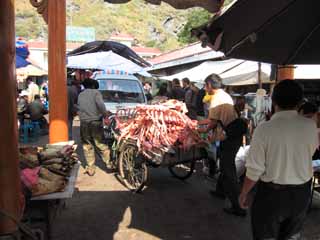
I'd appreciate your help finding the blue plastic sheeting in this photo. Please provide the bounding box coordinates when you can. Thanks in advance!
[16,55,30,68]
[16,39,30,68]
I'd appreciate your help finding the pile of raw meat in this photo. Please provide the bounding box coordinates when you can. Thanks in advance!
[115,100,203,161]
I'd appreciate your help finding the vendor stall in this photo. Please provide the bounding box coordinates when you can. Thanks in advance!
[160,59,272,86]
[19,142,80,239]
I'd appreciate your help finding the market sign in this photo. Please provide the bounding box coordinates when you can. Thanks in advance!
[66,26,95,42]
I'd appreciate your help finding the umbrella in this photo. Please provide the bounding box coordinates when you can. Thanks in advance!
[67,51,151,77]
[16,38,30,68]
[67,40,151,67]
[192,0,320,65]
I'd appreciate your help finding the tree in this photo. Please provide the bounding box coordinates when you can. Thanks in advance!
[177,0,235,44]
[177,9,212,44]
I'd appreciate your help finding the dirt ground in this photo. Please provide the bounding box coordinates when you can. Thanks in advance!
[27,121,320,240]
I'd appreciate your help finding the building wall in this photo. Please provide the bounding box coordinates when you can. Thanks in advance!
[29,48,48,70]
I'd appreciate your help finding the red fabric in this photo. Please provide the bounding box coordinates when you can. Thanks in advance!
[20,167,40,189]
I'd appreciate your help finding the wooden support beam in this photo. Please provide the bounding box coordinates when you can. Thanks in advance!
[277,65,295,82]
[48,0,68,143]
[0,0,22,235]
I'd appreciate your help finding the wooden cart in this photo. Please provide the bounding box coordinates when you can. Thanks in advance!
[104,108,205,193]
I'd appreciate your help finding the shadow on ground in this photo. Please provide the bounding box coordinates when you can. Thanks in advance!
[50,123,320,240]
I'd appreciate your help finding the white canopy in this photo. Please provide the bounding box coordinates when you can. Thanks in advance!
[294,65,320,79]
[67,51,151,77]
[160,59,272,86]
[16,64,48,82]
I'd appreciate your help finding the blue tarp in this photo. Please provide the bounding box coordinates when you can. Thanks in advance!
[16,55,30,68]
[16,39,30,68]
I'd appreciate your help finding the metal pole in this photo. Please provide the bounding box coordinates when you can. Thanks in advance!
[258,62,262,88]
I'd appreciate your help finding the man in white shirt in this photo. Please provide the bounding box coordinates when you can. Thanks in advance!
[239,80,318,240]
[26,78,40,102]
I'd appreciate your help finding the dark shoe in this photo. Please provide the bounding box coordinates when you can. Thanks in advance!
[223,207,247,217]
[209,190,225,200]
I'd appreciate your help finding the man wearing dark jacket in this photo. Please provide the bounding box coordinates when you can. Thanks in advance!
[67,79,80,140]
[182,78,197,120]
[78,78,111,176]
[170,78,185,101]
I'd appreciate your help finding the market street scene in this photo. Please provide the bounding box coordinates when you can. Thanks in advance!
[1,0,320,240]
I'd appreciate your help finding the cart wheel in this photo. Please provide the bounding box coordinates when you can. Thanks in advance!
[118,144,147,193]
[168,160,195,180]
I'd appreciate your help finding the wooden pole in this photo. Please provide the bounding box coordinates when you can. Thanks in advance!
[48,0,68,143]
[258,62,262,88]
[0,0,22,234]
[277,65,295,82]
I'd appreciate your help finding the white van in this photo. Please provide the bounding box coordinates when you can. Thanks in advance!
[93,72,147,113]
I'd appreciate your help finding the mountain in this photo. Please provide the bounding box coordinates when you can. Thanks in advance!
[15,0,200,51]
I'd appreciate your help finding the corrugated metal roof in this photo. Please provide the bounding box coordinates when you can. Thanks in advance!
[149,42,218,64]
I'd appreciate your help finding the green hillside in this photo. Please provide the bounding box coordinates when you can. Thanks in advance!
[16,0,205,51]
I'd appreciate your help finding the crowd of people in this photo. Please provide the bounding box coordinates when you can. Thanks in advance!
[17,77,49,130]
[147,75,320,239]
[18,70,320,239]
[149,77,213,120]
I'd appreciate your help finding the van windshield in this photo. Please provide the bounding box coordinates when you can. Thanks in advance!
[97,79,145,103]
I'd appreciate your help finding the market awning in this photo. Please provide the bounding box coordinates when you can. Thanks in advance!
[67,51,152,77]
[16,55,30,69]
[67,41,151,68]
[16,38,30,68]
[16,64,48,82]
[159,59,271,85]
[192,0,320,64]
[294,65,320,79]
